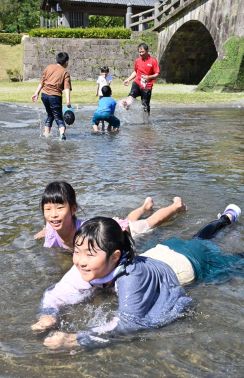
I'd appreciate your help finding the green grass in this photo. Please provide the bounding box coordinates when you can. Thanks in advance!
[0,43,243,105]
[0,44,23,81]
[0,80,243,105]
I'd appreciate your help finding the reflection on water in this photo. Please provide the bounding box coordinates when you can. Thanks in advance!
[0,102,243,377]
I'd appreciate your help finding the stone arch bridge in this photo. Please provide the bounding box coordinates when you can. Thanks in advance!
[134,0,244,84]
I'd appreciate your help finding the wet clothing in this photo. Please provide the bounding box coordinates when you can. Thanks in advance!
[128,81,152,114]
[40,63,71,128]
[41,93,65,128]
[92,96,120,128]
[44,218,84,248]
[39,256,191,346]
[37,214,243,348]
[43,217,148,249]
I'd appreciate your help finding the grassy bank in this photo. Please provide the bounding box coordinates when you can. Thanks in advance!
[0,45,23,81]
[0,80,244,105]
[0,42,243,106]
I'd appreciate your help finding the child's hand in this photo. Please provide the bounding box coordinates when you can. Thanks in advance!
[32,94,38,102]
[43,332,78,349]
[31,315,57,332]
[34,227,46,240]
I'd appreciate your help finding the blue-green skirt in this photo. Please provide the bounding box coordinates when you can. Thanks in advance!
[161,237,244,283]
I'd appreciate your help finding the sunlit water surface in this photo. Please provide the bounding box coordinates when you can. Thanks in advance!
[0,102,243,378]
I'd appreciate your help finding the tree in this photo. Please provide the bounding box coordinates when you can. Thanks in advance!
[0,0,40,32]
[89,16,124,28]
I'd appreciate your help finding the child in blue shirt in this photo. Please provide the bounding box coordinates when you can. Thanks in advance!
[92,86,120,133]
[31,205,242,350]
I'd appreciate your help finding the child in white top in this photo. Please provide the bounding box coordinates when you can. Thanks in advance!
[96,66,112,98]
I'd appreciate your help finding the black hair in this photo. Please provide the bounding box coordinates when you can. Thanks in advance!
[138,43,149,51]
[41,181,78,215]
[74,216,135,264]
[101,85,112,97]
[56,52,69,66]
[100,66,109,73]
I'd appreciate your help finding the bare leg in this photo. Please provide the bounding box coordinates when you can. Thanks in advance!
[59,126,66,138]
[127,197,154,222]
[146,197,186,229]
[92,124,99,133]
[121,96,134,110]
[44,126,51,137]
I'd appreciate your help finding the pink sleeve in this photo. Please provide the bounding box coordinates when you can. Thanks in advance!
[113,217,129,231]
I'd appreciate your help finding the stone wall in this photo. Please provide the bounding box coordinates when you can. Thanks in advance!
[156,0,244,85]
[23,37,141,81]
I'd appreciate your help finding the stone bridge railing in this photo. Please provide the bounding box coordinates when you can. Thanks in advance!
[129,0,198,31]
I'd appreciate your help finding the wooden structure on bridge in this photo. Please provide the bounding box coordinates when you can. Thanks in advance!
[40,0,156,28]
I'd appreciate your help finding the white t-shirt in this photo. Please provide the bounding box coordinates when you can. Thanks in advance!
[97,74,112,96]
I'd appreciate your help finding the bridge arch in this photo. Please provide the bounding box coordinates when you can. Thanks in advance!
[159,20,218,84]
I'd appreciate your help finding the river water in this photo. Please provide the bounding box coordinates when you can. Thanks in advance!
[0,102,243,377]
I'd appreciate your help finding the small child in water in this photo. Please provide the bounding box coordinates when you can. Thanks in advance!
[92,86,120,133]
[34,181,186,252]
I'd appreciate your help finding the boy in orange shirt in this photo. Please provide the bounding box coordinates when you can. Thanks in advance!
[32,52,72,140]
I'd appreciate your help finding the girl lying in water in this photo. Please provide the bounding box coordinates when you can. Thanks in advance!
[32,204,242,349]
[34,181,186,251]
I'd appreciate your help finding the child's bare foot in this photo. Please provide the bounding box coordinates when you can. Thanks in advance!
[122,100,129,110]
[143,197,154,212]
[173,197,187,212]
[92,124,99,133]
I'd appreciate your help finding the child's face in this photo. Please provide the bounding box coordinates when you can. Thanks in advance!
[43,202,76,232]
[73,237,121,282]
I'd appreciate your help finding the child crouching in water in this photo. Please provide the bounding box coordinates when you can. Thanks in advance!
[32,205,242,349]
[34,181,186,252]
[92,86,120,133]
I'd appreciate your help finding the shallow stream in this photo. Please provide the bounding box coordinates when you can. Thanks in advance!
[0,102,243,377]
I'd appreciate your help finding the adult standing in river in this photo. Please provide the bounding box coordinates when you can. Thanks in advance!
[122,43,160,115]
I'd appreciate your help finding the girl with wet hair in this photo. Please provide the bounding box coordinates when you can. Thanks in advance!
[34,181,82,251]
[32,206,242,350]
[35,181,186,252]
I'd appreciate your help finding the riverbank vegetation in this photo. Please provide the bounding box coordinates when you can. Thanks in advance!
[0,80,243,106]
[0,41,243,106]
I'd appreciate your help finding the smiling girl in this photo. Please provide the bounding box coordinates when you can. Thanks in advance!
[32,205,242,349]
[35,181,186,252]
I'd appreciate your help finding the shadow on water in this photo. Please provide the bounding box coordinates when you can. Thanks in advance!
[0,102,243,377]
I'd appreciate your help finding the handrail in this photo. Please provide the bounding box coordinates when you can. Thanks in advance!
[129,0,197,31]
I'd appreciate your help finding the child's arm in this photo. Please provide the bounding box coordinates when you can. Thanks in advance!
[96,84,99,96]
[34,226,46,240]
[63,88,71,107]
[123,71,136,86]
[32,83,43,102]
[31,265,93,332]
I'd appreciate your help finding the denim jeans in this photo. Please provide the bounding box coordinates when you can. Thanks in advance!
[41,93,65,128]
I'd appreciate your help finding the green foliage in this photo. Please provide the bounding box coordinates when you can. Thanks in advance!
[29,27,131,39]
[0,33,22,45]
[6,68,23,82]
[0,0,40,33]
[88,16,124,28]
[198,37,244,92]
[131,31,158,56]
